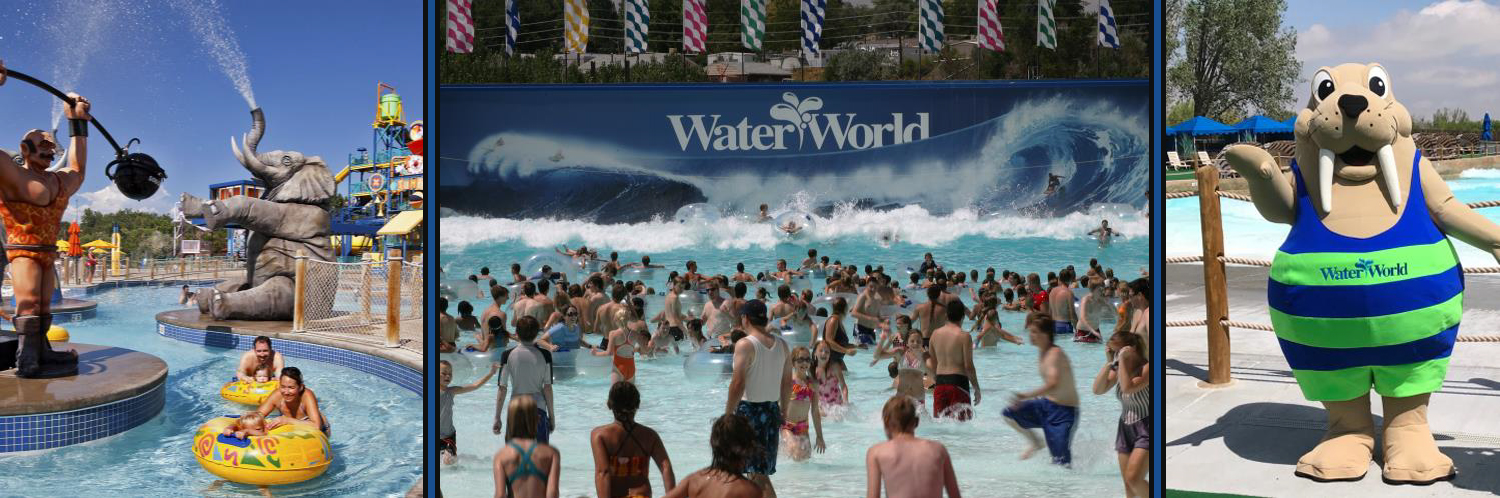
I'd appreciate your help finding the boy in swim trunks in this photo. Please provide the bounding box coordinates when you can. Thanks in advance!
[1003,313,1080,466]
[928,301,978,420]
[1048,269,1078,335]
[865,395,961,498]
[439,359,498,464]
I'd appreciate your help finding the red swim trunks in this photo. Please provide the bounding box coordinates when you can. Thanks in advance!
[933,384,973,421]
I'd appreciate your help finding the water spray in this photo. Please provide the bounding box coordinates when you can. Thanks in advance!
[4,68,166,201]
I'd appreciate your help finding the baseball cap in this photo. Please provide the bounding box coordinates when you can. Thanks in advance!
[740,299,768,322]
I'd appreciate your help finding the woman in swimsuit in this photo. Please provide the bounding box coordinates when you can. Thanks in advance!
[478,316,512,352]
[590,381,676,497]
[871,328,932,409]
[973,297,1023,348]
[494,395,561,498]
[819,297,859,370]
[593,308,640,383]
[812,340,849,420]
[782,346,826,462]
[256,367,330,436]
[662,414,761,498]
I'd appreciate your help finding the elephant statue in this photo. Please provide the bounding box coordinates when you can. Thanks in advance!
[179,108,336,321]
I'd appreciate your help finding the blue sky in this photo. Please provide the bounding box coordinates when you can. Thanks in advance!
[1281,0,1500,119]
[0,0,423,221]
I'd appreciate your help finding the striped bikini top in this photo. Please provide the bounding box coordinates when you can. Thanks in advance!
[1117,380,1150,424]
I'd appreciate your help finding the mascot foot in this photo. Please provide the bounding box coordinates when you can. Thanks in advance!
[1294,394,1375,482]
[1381,394,1456,485]
[14,314,77,379]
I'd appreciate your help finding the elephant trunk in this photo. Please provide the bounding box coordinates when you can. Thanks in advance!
[246,108,265,157]
[231,108,274,175]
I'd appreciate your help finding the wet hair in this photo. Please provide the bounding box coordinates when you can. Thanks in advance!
[808,249,816,257]
[469,275,479,282]
[910,273,920,284]
[254,336,272,349]
[1029,313,1056,344]
[537,279,551,295]
[895,314,912,327]
[516,316,541,342]
[642,255,652,265]
[729,329,747,344]
[457,300,474,316]
[755,287,769,301]
[512,263,522,274]
[281,367,304,388]
[820,256,829,264]
[488,316,505,331]
[610,251,619,261]
[832,297,847,315]
[882,395,919,435]
[888,361,899,378]
[481,266,491,275]
[491,284,509,302]
[239,411,265,429]
[946,300,966,324]
[438,296,449,312]
[1129,278,1151,303]
[522,282,536,297]
[608,381,641,424]
[1003,288,1015,303]
[734,282,748,298]
[1111,328,1147,357]
[815,308,828,317]
[709,414,757,476]
[777,284,792,300]
[760,203,768,211]
[611,285,629,302]
[926,285,942,301]
[506,395,540,440]
[737,262,745,273]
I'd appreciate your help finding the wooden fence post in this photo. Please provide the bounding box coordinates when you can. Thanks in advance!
[1197,165,1232,386]
[360,264,372,322]
[293,251,307,332]
[386,257,401,348]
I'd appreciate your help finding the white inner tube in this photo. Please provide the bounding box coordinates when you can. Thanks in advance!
[682,349,734,382]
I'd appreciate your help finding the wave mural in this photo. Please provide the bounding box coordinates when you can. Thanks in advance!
[440,81,1149,223]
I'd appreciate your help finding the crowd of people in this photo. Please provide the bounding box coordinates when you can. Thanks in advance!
[438,246,1152,498]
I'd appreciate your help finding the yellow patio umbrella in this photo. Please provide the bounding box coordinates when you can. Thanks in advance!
[81,239,117,249]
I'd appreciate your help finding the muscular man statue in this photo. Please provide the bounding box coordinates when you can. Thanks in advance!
[0,59,91,378]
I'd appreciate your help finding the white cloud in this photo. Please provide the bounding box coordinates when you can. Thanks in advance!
[63,184,177,222]
[1292,1,1500,118]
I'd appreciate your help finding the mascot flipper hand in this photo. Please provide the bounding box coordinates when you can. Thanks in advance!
[1227,63,1500,485]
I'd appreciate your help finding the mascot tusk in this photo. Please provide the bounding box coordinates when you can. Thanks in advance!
[1376,144,1401,208]
[1317,148,1335,213]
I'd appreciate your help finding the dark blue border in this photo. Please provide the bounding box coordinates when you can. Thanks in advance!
[1151,0,1163,495]
[425,0,437,490]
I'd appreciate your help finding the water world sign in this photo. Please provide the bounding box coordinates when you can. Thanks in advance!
[440,81,1149,222]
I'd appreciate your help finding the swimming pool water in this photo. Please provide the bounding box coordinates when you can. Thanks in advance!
[438,216,1149,497]
[0,285,422,497]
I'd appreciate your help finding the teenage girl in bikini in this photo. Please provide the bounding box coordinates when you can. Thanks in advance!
[590,381,676,497]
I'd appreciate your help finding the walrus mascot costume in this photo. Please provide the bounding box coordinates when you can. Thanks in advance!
[1226,63,1500,485]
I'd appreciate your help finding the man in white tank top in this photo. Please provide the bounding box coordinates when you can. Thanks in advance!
[724,299,792,498]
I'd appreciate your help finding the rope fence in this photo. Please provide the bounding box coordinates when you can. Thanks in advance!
[1172,165,1500,385]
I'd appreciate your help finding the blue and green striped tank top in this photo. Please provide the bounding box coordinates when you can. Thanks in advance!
[1269,151,1463,402]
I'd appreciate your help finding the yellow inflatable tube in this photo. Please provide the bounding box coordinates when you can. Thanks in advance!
[192,416,333,486]
[220,380,278,405]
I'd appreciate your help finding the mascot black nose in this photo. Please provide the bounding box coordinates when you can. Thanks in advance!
[1338,94,1368,117]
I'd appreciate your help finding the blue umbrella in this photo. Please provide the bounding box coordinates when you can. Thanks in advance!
[1484,113,1492,141]
[1232,116,1295,142]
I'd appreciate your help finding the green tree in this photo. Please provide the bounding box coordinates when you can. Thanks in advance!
[1169,0,1300,123]
[823,49,893,81]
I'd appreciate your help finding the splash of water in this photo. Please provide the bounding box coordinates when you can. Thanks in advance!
[47,0,114,130]
[178,0,256,109]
